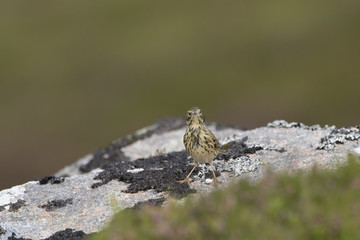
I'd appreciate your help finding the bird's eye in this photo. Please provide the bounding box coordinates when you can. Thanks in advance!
[187,112,191,116]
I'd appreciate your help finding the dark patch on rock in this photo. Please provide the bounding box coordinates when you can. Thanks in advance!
[9,199,26,212]
[43,228,88,240]
[8,233,31,240]
[91,136,265,198]
[218,136,263,161]
[317,126,360,150]
[39,198,73,212]
[92,151,197,198]
[80,117,186,173]
[0,205,5,212]
[131,196,166,210]
[275,147,286,153]
[0,226,6,235]
[39,176,65,185]
[269,121,302,128]
[8,229,88,240]
[82,117,242,195]
[79,148,129,173]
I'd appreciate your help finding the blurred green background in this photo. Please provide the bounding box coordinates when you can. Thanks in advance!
[0,0,359,190]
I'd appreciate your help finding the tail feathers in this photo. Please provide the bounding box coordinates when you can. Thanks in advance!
[219,141,236,154]
[218,148,228,154]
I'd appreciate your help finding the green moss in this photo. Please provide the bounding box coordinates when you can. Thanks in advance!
[91,154,360,240]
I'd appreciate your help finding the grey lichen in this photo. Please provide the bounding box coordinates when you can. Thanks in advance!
[267,120,321,130]
[8,199,26,212]
[39,198,73,212]
[317,126,360,150]
[217,156,263,176]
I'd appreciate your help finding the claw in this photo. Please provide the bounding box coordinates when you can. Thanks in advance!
[209,162,221,184]
[177,178,192,185]
[177,163,198,186]
[208,177,221,185]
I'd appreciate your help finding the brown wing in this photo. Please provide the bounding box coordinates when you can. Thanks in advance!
[183,128,191,153]
[200,125,223,152]
[208,129,221,150]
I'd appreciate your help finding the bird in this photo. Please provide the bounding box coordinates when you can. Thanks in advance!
[178,107,224,185]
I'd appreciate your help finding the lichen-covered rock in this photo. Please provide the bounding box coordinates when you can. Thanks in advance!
[0,119,359,240]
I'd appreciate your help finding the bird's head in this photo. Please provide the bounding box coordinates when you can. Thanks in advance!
[186,107,204,125]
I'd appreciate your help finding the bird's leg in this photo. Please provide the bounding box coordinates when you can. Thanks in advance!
[177,162,198,185]
[209,162,221,184]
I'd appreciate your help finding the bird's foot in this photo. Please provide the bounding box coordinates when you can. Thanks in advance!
[208,177,221,185]
[177,178,192,185]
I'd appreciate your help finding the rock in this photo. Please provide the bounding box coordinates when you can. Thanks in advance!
[0,119,359,240]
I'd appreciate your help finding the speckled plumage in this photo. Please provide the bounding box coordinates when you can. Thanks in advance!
[178,107,222,185]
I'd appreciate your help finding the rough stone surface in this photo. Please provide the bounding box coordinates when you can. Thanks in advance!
[1,118,359,240]
[7,229,88,240]
[38,176,66,185]
[39,198,73,212]
[8,199,26,212]
[0,227,6,235]
[130,196,166,210]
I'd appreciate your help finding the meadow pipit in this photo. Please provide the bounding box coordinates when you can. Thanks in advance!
[178,107,224,185]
